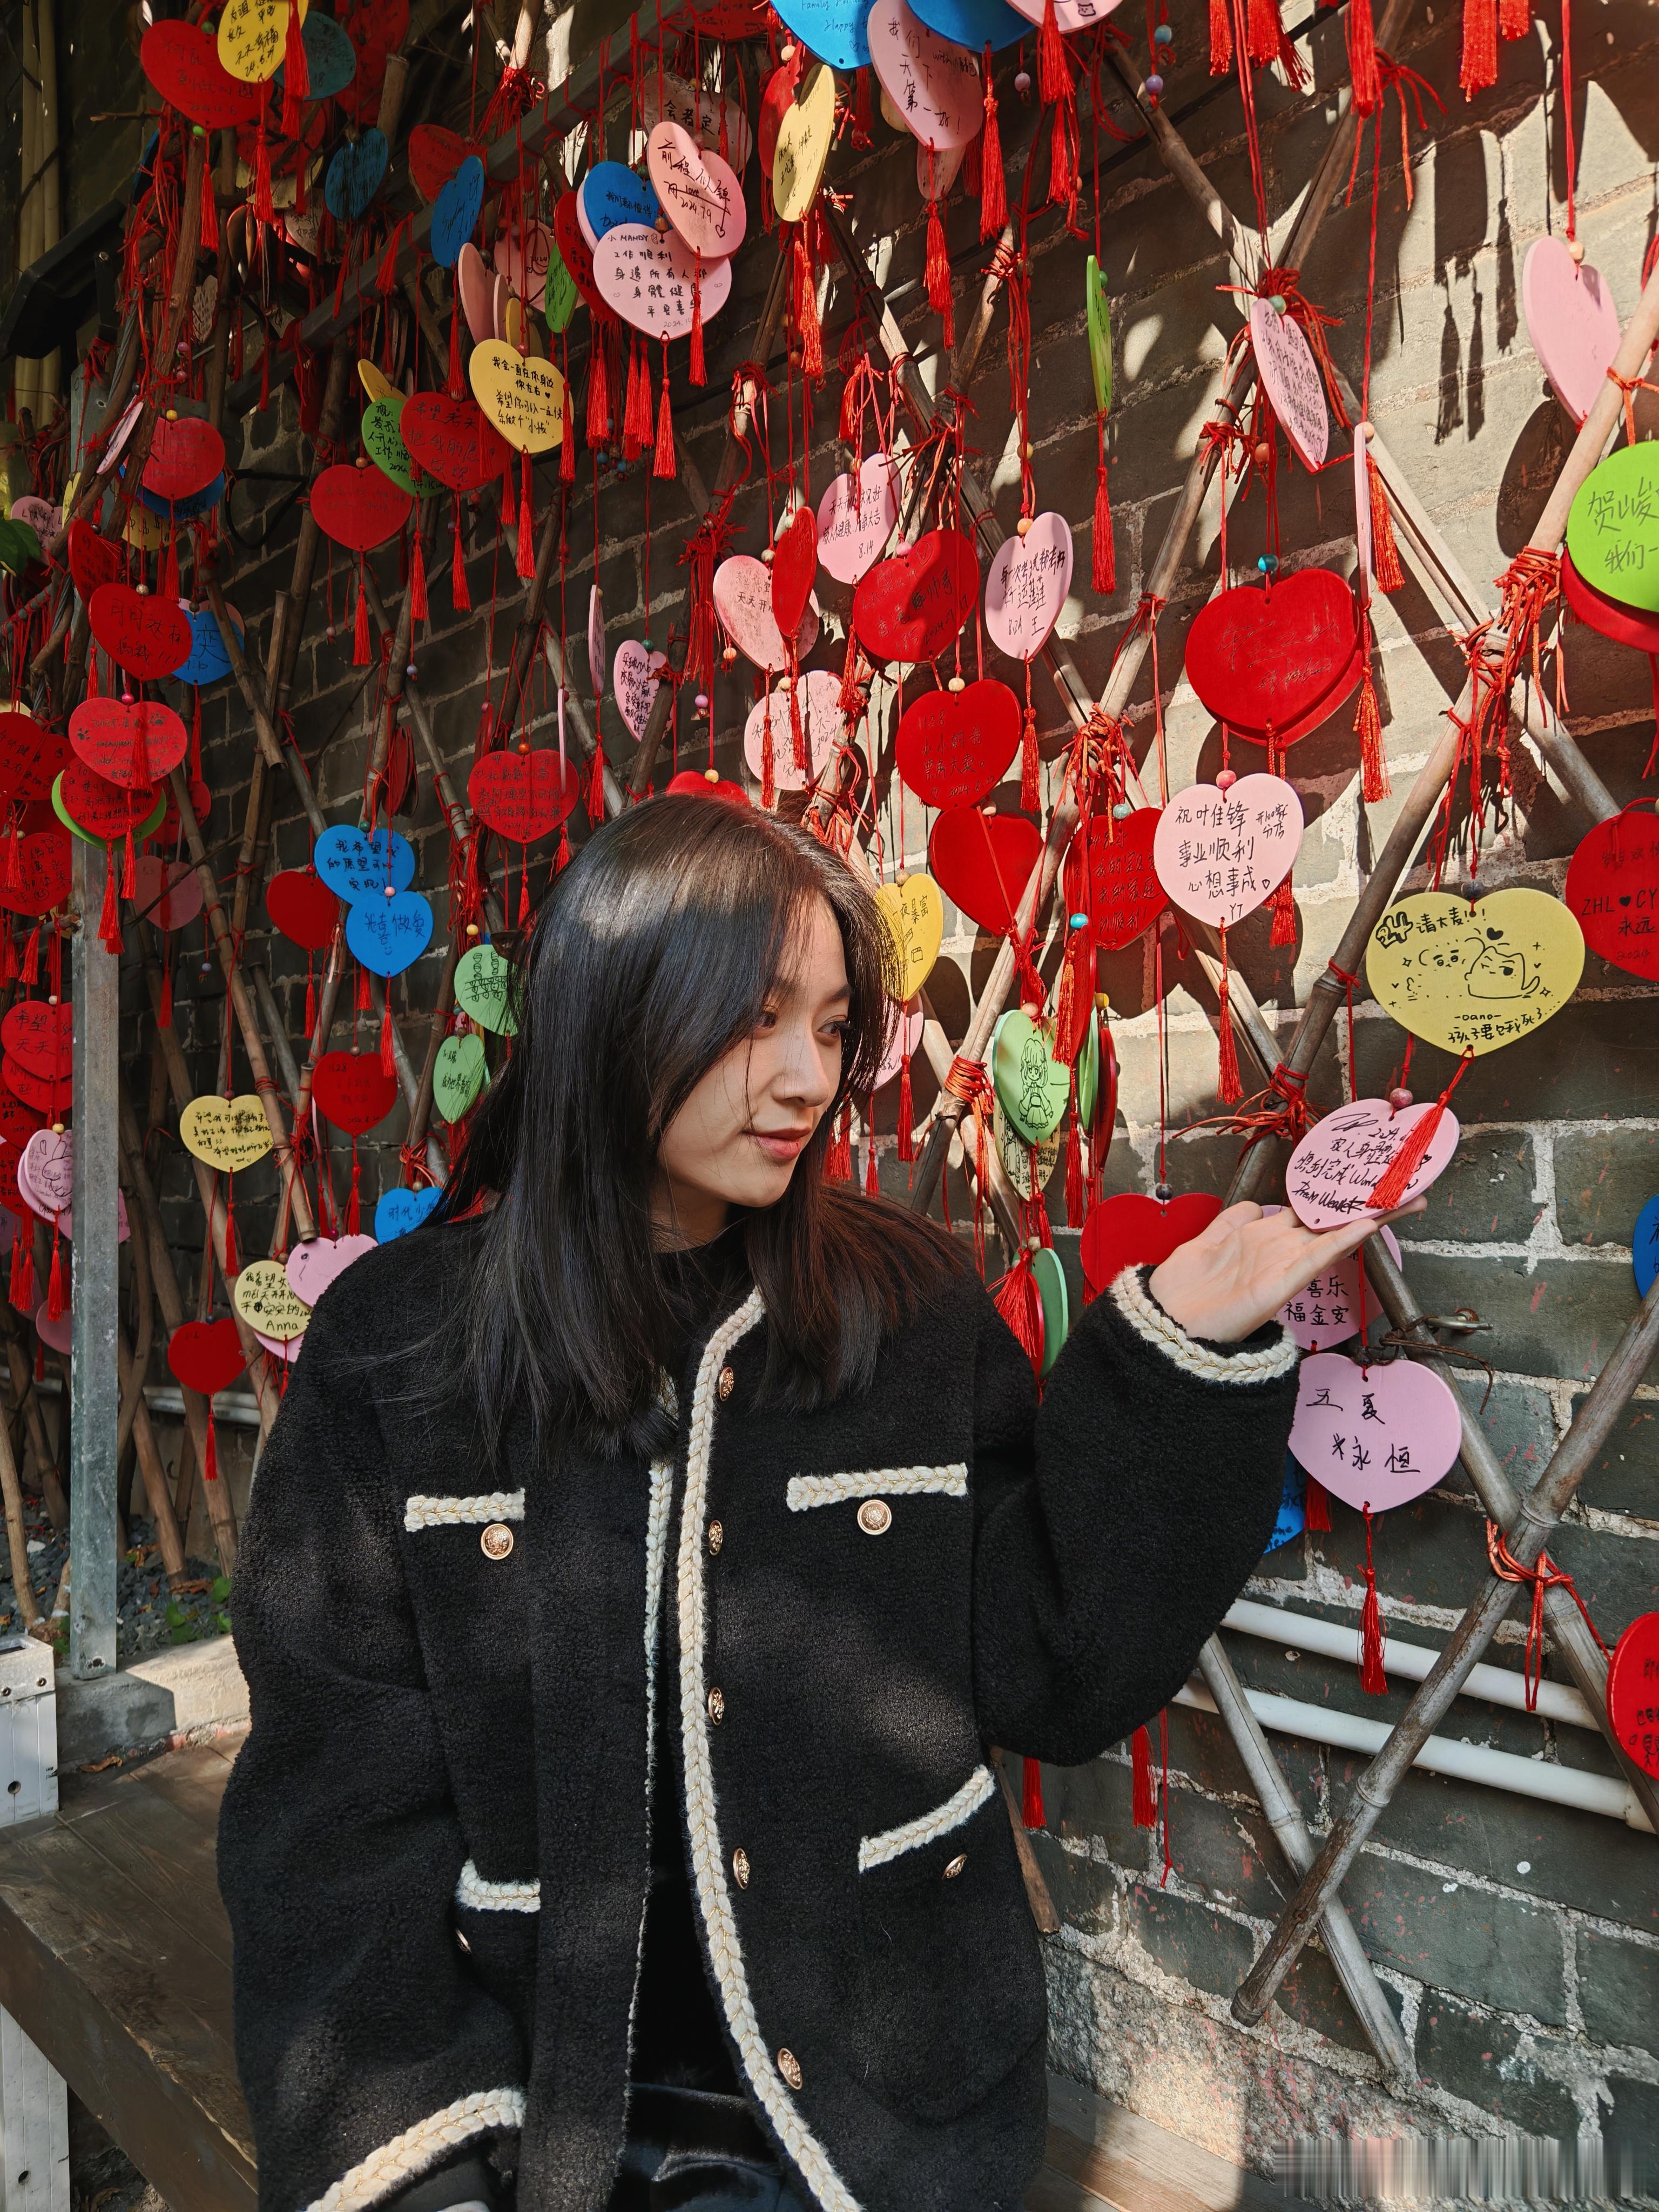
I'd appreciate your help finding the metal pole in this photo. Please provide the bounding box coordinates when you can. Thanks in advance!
[69,842,119,1680]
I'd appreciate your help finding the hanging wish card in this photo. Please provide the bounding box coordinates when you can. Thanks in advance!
[614,641,670,741]
[895,679,1020,809]
[866,0,983,149]
[1284,1098,1459,1231]
[1564,807,1659,983]
[928,807,1041,938]
[1152,775,1303,929]
[984,514,1072,662]
[179,1095,274,1175]
[744,671,841,790]
[593,224,733,341]
[1365,889,1585,1056]
[1290,1352,1462,1513]
[646,123,747,259]
[1522,237,1620,425]
[874,873,944,996]
[817,455,899,584]
[468,343,566,453]
[287,1233,377,1309]
[1062,808,1166,950]
[713,555,819,671]
[1250,296,1328,471]
[1079,1190,1222,1299]
[1564,448,1659,616]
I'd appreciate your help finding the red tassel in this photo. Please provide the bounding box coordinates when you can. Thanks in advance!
[1460,0,1498,95]
[1346,0,1381,113]
[1216,940,1243,1104]
[689,272,707,386]
[281,4,309,133]
[993,1248,1044,1379]
[653,350,677,478]
[348,1145,362,1236]
[1020,700,1038,810]
[1354,664,1390,801]
[623,338,649,459]
[979,50,1006,241]
[1048,90,1078,215]
[925,200,955,349]
[1246,0,1280,64]
[254,111,274,226]
[826,1100,853,1182]
[98,846,123,954]
[21,926,38,984]
[588,742,606,825]
[448,302,465,398]
[500,453,517,529]
[794,224,824,380]
[1131,1725,1157,1826]
[1092,440,1116,595]
[1359,1508,1388,1693]
[556,820,571,872]
[45,1223,65,1322]
[1209,0,1232,71]
[8,1226,30,1313]
[1304,1474,1332,1530]
[451,503,471,611]
[380,1001,396,1077]
[1367,453,1404,592]
[1021,1754,1046,1830]
[1064,1112,1083,1225]
[864,1128,880,1196]
[1037,0,1069,101]
[203,1413,219,1483]
[852,65,873,147]
[1366,1054,1471,1210]
[516,451,535,579]
[200,174,218,255]
[353,574,370,664]
[1499,0,1529,36]
[304,961,316,1037]
[409,527,429,623]
[896,1056,915,1164]
[159,955,173,1028]
[760,695,777,811]
[1269,871,1296,947]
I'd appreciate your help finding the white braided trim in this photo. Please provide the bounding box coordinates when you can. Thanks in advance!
[785,1466,967,1513]
[678,1292,862,2212]
[454,1860,540,1912]
[301,2086,525,2212]
[403,1491,525,1532]
[857,1765,995,1873]
[626,1460,675,2062]
[1108,1266,1297,1386]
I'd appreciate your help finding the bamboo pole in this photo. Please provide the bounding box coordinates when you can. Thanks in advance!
[0,1373,39,1630]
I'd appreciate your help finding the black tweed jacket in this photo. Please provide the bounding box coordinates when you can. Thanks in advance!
[217,1215,1297,2212]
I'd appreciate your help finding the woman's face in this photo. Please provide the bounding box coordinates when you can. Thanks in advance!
[652,896,850,1245]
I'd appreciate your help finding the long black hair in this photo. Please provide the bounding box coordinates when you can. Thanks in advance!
[437,795,963,1463]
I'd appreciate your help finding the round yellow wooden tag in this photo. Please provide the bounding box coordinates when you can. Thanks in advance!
[773,65,835,226]
[358,359,396,404]
[180,1095,275,1175]
[468,340,566,454]
[217,0,309,85]
[1365,888,1585,1056]
[874,873,944,999]
[233,1259,312,1341]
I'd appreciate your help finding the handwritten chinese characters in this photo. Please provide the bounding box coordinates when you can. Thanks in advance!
[592,223,733,342]
[984,512,1073,661]
[1289,1351,1462,1513]
[1151,773,1303,929]
[1365,889,1585,1056]
[1285,1098,1460,1231]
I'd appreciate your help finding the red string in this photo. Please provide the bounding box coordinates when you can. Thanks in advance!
[1485,1519,1608,1711]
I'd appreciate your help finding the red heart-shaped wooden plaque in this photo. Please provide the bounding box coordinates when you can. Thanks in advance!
[309,463,413,553]
[895,679,1021,808]
[67,521,122,599]
[58,758,160,840]
[167,1316,248,1398]
[312,1049,399,1135]
[5,1056,69,1121]
[0,831,71,919]
[0,711,69,806]
[928,807,1042,939]
[758,61,798,177]
[1184,570,1360,739]
[468,749,582,842]
[408,123,485,200]
[143,415,226,503]
[554,191,609,319]
[1564,807,1659,984]
[771,509,819,640]
[266,868,341,952]
[1080,1190,1223,1298]
[665,770,751,805]
[2,1002,71,1083]
[87,583,192,681]
[1607,1611,1659,1778]
[853,529,979,664]
[157,777,212,848]
[400,393,511,493]
[1061,808,1168,950]
[0,1099,41,1155]
[69,696,187,791]
[140,19,264,126]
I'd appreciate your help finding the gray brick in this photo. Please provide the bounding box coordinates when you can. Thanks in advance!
[1377,1250,1640,1387]
[1414,1995,1581,2136]
[1566,1391,1659,1522]
[1388,1129,1541,1249]
[1125,1884,1257,2002]
[1554,1127,1659,1253]
[1351,1001,1659,1127]
[1343,1851,1568,2023]
[1579,1927,1659,2060]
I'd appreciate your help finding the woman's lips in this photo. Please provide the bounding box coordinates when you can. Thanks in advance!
[749,1128,810,1162]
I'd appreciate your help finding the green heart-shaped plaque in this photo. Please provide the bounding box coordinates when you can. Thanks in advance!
[1566,446,1659,614]
[455,942,520,1034]
[362,395,439,498]
[1076,1008,1100,1128]
[1033,1244,1069,1377]
[1085,255,1112,419]
[992,1010,1070,1147]
[544,241,579,334]
[434,1033,488,1122]
[994,1100,1059,1202]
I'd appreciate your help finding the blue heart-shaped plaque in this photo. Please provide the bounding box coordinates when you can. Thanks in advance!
[1267,1453,1306,1553]
[176,604,238,687]
[1634,1193,1659,1298]
[277,12,358,98]
[314,824,415,906]
[771,0,872,71]
[137,469,225,521]
[346,889,434,976]
[908,0,1027,46]
[325,129,389,222]
[431,156,484,269]
[375,1185,445,1242]
[579,161,661,242]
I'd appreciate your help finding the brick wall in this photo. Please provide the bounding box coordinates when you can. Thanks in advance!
[117,0,1659,2175]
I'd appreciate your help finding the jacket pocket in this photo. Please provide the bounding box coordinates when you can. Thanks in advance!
[852,1772,1048,2124]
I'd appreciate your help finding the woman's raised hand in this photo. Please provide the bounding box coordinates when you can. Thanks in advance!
[1147,1198,1427,1346]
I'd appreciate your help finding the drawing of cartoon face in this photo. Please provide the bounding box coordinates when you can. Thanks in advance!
[1462,929,1541,1000]
[1019,1034,1050,1119]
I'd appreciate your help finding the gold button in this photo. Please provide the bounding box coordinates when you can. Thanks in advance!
[707,1685,725,1724]
[480,1522,515,1560]
[857,1498,892,1536]
[777,2047,802,2090]
[717,1365,736,1401]
[708,1520,724,1555]
[732,1846,750,1888]
[943,1853,967,1879]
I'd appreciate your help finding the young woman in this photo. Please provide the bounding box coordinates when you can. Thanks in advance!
[219,798,1411,2212]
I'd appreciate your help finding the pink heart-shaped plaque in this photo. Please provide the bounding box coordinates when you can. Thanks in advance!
[286,1233,378,1309]
[458,242,495,343]
[874,998,925,1088]
[493,218,554,296]
[743,670,841,790]
[1264,1206,1402,1350]
[1284,1097,1460,1231]
[34,1299,71,1357]
[712,554,819,672]
[613,640,670,742]
[1152,773,1303,928]
[984,511,1073,662]
[868,0,982,147]
[646,122,746,260]
[1290,1351,1462,1513]
[816,455,898,585]
[1249,296,1328,471]
[17,1127,130,1243]
[1523,237,1620,425]
[254,1330,305,1364]
[132,854,203,932]
[592,223,733,341]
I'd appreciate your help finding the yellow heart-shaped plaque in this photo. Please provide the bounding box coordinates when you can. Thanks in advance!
[358,358,396,404]
[468,340,566,453]
[217,0,309,85]
[773,64,835,227]
[124,505,167,552]
[502,297,545,359]
[233,1258,312,1342]
[875,872,944,999]
[180,1094,275,1175]
[1365,888,1584,1056]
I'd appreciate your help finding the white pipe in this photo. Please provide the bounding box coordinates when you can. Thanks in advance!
[31,1377,264,1429]
[1223,1599,1598,1731]
[1175,1678,1653,1833]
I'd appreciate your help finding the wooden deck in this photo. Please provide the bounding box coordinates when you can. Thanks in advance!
[0,1743,1286,2212]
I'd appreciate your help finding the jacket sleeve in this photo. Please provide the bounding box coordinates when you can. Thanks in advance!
[972,1262,1298,1763]
[217,1292,526,2212]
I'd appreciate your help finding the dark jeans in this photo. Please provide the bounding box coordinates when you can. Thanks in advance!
[606,2084,810,2212]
